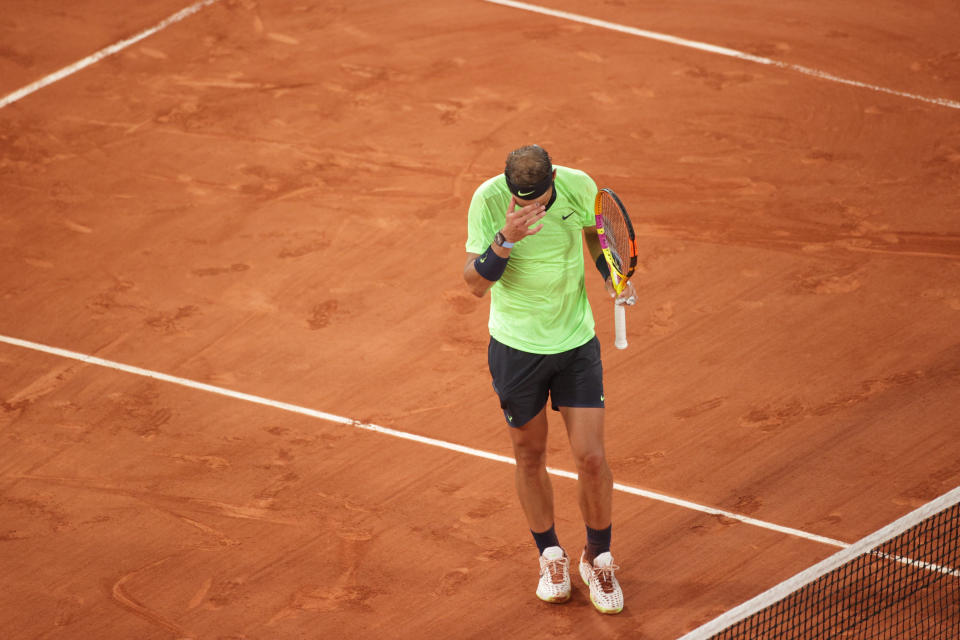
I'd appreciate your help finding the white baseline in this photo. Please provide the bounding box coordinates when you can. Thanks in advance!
[0,0,223,110]
[0,333,847,549]
[483,0,960,110]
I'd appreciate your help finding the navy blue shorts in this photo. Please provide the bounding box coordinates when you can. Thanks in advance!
[487,335,604,428]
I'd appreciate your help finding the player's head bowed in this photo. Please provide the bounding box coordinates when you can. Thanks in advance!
[505,144,554,201]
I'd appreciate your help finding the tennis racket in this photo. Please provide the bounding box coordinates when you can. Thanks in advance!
[594,188,638,349]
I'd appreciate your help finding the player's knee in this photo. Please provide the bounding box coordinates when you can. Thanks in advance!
[513,444,547,472]
[575,450,608,477]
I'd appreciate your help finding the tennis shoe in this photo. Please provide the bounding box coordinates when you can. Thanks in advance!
[579,551,623,614]
[536,546,571,603]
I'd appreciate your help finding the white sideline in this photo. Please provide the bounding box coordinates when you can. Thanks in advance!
[483,0,960,111]
[0,0,223,110]
[0,332,848,548]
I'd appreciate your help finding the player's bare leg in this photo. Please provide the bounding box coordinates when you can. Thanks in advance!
[506,406,554,533]
[561,405,622,614]
[560,405,613,543]
[508,406,573,603]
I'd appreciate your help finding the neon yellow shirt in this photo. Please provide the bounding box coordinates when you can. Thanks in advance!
[466,166,599,354]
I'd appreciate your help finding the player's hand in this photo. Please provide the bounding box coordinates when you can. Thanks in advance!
[502,196,547,243]
[605,277,637,306]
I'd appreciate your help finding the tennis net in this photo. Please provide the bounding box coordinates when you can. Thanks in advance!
[679,486,960,640]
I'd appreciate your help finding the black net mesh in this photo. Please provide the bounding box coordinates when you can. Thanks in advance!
[705,502,960,640]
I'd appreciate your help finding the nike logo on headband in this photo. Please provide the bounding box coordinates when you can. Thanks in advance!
[518,190,534,196]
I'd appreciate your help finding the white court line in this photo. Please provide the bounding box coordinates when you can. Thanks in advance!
[483,0,960,111]
[0,333,847,549]
[0,0,223,110]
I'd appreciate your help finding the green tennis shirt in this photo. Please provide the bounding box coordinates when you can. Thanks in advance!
[466,165,599,354]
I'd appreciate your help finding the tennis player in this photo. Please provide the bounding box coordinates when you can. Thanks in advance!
[462,144,635,614]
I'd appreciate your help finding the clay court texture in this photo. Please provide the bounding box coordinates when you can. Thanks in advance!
[1,0,959,638]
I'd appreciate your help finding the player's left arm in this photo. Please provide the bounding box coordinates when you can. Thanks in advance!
[583,226,603,264]
[583,227,616,298]
[581,177,606,278]
[583,221,637,303]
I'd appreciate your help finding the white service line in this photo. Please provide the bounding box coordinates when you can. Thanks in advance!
[483,0,960,111]
[0,333,848,549]
[0,0,223,110]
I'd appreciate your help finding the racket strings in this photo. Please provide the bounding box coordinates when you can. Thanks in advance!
[599,194,632,275]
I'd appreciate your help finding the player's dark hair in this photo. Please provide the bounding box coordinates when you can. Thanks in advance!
[504,145,552,189]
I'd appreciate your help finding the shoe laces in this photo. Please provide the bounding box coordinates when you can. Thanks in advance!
[541,557,568,584]
[592,563,620,593]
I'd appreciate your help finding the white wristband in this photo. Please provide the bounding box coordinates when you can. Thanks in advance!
[494,231,515,249]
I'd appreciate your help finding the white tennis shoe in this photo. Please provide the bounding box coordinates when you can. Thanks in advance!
[536,546,572,603]
[579,551,624,614]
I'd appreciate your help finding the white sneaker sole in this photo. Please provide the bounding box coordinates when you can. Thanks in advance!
[589,593,622,614]
[536,590,571,604]
[580,562,623,614]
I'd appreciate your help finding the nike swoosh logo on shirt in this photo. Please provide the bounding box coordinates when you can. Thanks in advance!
[561,212,574,220]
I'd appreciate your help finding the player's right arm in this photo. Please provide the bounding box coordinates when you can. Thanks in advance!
[464,197,547,297]
[463,247,508,297]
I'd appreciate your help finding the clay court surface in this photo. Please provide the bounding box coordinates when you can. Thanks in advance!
[2,0,959,638]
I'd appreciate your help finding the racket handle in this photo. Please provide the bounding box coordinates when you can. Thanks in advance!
[614,302,628,349]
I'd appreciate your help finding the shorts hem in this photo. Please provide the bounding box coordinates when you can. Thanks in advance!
[550,402,605,410]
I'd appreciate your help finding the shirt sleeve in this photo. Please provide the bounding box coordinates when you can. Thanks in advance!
[465,185,499,254]
[579,173,599,228]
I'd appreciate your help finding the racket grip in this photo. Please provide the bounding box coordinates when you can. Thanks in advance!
[614,302,627,349]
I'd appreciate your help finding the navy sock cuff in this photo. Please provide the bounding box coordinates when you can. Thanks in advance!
[585,524,612,556]
[531,524,560,555]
